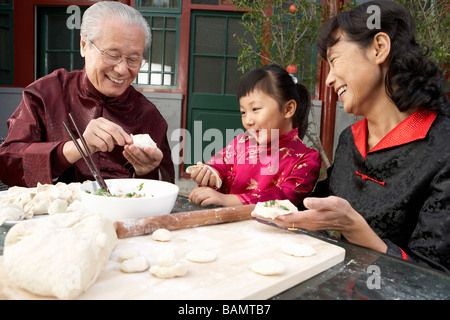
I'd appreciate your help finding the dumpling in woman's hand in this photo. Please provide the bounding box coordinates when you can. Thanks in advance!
[130,134,157,150]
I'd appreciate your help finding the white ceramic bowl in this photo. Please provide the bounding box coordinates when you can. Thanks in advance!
[80,179,179,222]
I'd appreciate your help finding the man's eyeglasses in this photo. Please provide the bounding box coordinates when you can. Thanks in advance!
[89,40,146,70]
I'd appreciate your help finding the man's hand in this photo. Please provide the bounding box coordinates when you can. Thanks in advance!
[123,144,163,176]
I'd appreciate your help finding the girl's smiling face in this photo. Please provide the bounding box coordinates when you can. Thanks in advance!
[239,89,294,144]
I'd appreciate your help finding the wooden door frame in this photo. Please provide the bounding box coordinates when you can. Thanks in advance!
[178,2,240,178]
[13,0,122,88]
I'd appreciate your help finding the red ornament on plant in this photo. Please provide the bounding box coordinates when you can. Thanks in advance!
[286,65,298,74]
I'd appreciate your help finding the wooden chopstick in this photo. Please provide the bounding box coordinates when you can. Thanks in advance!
[63,113,111,194]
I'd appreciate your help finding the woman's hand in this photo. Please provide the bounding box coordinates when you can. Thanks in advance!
[254,196,387,253]
[189,187,242,207]
[189,162,217,188]
[63,117,132,163]
[123,144,163,176]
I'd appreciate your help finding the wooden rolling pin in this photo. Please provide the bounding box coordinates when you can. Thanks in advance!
[114,204,256,238]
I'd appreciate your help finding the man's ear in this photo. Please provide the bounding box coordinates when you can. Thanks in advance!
[80,35,87,58]
[371,32,391,65]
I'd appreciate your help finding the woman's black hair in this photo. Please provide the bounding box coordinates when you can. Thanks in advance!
[317,0,449,116]
[236,64,311,139]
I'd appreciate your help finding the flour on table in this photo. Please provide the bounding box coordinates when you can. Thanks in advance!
[252,200,297,220]
[250,259,286,276]
[281,243,316,257]
[151,228,173,242]
[120,256,149,273]
[3,211,117,299]
[185,249,217,263]
[131,134,157,150]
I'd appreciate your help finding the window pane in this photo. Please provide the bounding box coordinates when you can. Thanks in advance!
[0,27,9,69]
[193,56,223,93]
[0,11,12,84]
[0,70,9,82]
[47,15,71,50]
[227,17,244,56]
[195,16,225,55]
[47,52,72,73]
[225,58,239,95]
[151,29,163,69]
[73,52,85,70]
[140,0,178,9]
[163,73,173,86]
[137,15,178,87]
[37,7,85,78]
[137,71,149,84]
[153,16,164,28]
[166,17,176,29]
[164,30,176,71]
[0,13,8,24]
[191,0,218,4]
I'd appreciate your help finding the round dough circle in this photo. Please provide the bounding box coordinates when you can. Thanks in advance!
[151,228,172,242]
[281,243,316,257]
[120,256,149,273]
[185,249,217,263]
[250,259,285,276]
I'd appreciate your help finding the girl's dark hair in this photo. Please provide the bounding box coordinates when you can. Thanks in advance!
[236,64,311,139]
[317,0,449,116]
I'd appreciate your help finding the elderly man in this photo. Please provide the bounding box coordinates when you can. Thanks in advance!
[0,1,174,187]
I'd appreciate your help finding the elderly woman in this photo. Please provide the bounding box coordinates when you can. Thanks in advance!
[0,1,174,187]
[254,0,450,273]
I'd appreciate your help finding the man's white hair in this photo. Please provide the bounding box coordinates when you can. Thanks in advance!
[80,1,151,50]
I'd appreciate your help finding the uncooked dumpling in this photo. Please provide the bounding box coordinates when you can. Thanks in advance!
[185,164,222,188]
[131,134,157,150]
[48,199,68,215]
[151,228,172,242]
[252,200,297,219]
[150,263,188,279]
[0,205,24,226]
[250,259,285,276]
[120,256,149,273]
[149,247,188,279]
[0,182,82,222]
[281,243,316,257]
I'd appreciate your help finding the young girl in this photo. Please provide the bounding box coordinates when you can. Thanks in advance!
[188,64,321,207]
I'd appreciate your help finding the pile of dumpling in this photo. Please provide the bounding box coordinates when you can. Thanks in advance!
[0,182,82,226]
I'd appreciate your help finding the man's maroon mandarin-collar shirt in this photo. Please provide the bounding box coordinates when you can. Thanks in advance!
[0,68,175,187]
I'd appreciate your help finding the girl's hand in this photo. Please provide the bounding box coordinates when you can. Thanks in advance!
[122,144,163,176]
[189,162,217,188]
[189,187,242,207]
[263,196,387,253]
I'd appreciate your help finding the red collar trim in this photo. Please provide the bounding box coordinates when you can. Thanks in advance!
[351,109,437,159]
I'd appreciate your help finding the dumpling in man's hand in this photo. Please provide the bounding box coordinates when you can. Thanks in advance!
[130,134,157,150]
